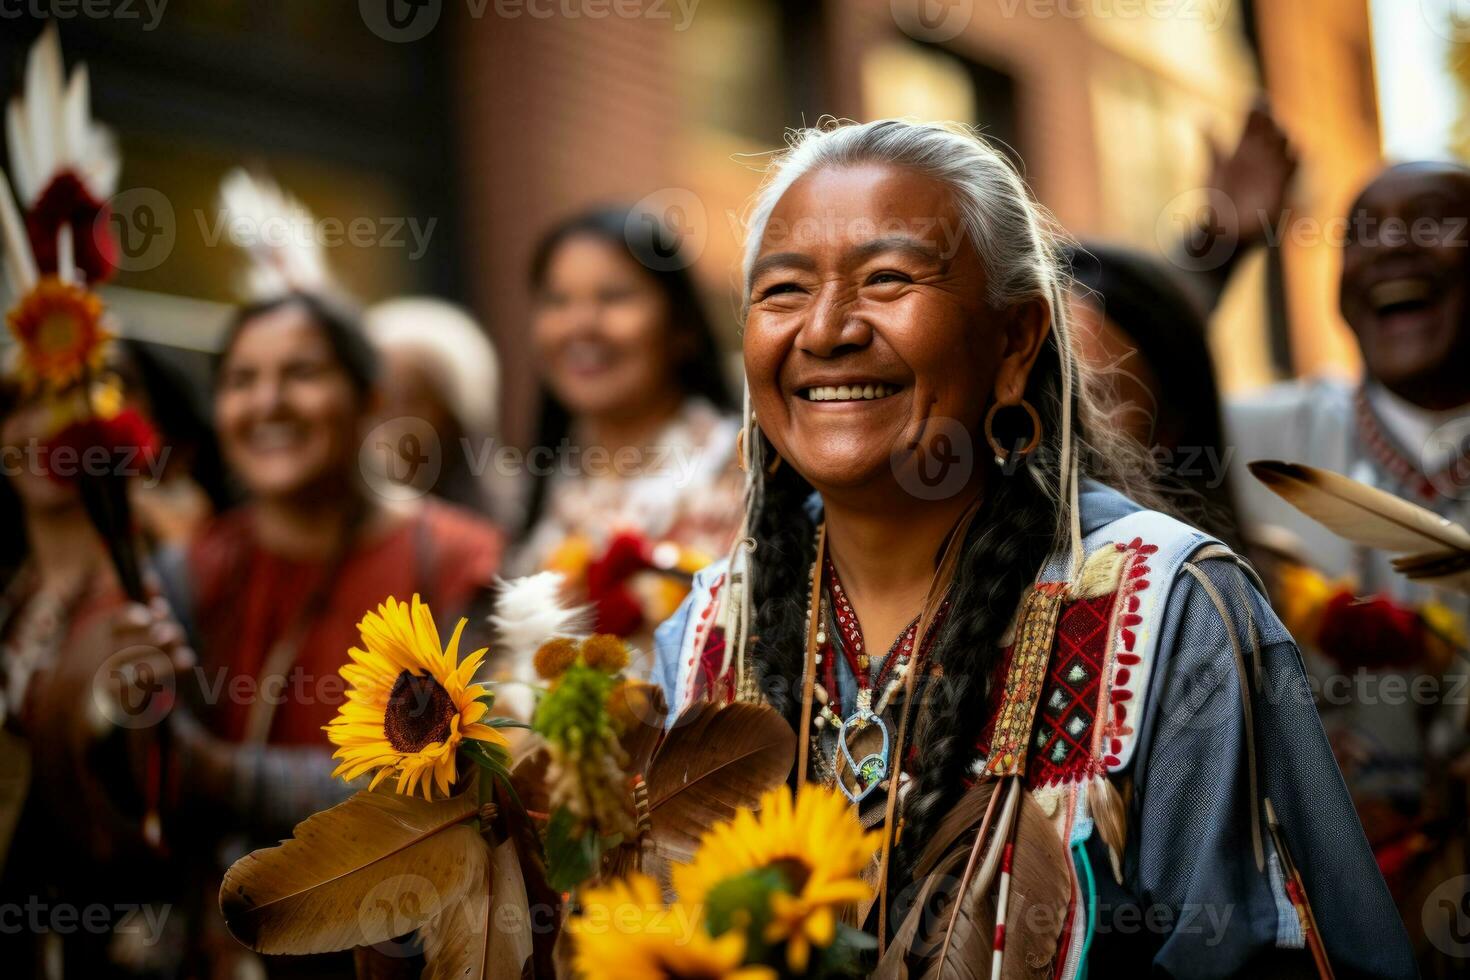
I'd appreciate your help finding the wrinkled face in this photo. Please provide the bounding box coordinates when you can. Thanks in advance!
[532,234,680,421]
[215,305,365,500]
[1340,165,1470,398]
[744,162,1042,498]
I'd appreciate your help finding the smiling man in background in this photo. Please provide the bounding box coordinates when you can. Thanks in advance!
[1226,160,1470,969]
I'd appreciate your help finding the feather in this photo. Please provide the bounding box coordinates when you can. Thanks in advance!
[6,101,32,206]
[1394,550,1470,594]
[420,838,532,980]
[1249,460,1470,555]
[219,788,486,954]
[487,571,591,721]
[644,700,795,869]
[877,783,1070,980]
[20,24,63,203]
[1073,544,1128,600]
[1088,775,1126,884]
[218,167,331,299]
[0,171,38,294]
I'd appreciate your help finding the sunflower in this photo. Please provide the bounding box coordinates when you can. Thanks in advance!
[673,785,880,974]
[325,594,507,800]
[568,872,774,980]
[6,277,110,390]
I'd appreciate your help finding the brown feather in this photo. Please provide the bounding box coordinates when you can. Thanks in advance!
[879,785,1070,980]
[219,788,484,954]
[420,838,531,980]
[1249,460,1470,555]
[614,680,668,778]
[493,768,561,978]
[1394,550,1470,594]
[644,699,795,867]
[1088,776,1127,884]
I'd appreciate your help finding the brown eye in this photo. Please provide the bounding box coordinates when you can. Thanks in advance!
[866,271,910,286]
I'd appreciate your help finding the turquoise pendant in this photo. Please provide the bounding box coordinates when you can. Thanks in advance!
[836,693,890,804]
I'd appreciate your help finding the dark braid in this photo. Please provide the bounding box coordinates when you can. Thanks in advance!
[749,454,818,724]
[894,464,1056,880]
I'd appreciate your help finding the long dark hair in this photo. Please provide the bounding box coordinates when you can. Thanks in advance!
[522,206,735,534]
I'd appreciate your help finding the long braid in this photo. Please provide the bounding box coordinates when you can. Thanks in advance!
[895,465,1056,879]
[748,457,818,725]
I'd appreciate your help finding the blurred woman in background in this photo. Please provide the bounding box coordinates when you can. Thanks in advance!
[0,368,185,977]
[513,206,743,661]
[365,296,505,520]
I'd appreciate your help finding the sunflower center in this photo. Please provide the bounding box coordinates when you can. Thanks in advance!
[38,312,80,355]
[769,856,812,894]
[384,670,456,753]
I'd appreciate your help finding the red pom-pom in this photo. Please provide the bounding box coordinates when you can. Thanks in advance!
[26,172,118,285]
[41,408,161,487]
[1317,591,1426,670]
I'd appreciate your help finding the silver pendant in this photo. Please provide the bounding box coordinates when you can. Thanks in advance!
[835,690,889,804]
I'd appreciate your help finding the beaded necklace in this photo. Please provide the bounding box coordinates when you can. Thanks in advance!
[806,555,950,802]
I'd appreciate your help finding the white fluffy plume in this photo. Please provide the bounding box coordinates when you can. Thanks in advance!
[5,23,119,205]
[487,572,591,720]
[218,167,330,300]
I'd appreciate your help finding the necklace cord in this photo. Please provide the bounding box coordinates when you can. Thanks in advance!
[871,492,985,953]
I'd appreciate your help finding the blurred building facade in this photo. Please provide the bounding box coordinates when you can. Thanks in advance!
[0,1,1395,447]
[453,0,1384,446]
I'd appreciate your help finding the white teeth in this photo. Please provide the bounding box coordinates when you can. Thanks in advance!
[1369,277,1433,311]
[803,384,898,402]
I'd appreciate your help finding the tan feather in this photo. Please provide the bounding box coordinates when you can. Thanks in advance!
[1088,775,1127,884]
[644,700,795,868]
[420,838,531,980]
[1249,460,1470,555]
[219,788,485,954]
[878,783,1070,980]
[1394,550,1470,594]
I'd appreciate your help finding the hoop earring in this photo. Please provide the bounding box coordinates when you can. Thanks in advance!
[737,417,783,475]
[984,399,1042,467]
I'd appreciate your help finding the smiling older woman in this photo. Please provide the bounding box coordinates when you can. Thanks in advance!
[653,121,1414,979]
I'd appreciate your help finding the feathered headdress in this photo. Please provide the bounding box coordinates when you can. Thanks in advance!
[217,167,330,300]
[5,23,119,286]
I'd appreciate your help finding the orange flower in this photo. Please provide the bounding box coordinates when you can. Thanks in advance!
[7,277,110,390]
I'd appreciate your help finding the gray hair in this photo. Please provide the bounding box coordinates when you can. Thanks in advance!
[738,119,1103,575]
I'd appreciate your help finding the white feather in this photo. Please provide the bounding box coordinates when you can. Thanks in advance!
[218,167,331,299]
[21,24,63,204]
[6,100,33,203]
[486,572,591,721]
[5,26,118,205]
[0,170,38,294]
